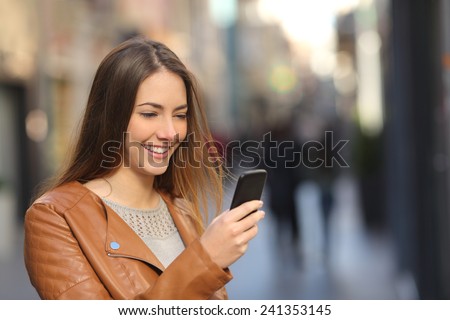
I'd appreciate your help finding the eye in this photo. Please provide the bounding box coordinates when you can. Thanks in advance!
[140,112,158,118]
[174,113,188,119]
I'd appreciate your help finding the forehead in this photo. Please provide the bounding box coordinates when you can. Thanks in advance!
[135,71,187,105]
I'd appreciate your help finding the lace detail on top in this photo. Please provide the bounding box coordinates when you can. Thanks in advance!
[102,196,177,239]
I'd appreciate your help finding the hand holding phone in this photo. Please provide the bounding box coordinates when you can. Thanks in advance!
[200,169,267,268]
[230,169,267,212]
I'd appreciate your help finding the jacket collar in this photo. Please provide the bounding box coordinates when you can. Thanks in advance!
[68,181,199,273]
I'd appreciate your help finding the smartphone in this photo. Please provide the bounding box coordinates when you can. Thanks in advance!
[230,169,267,212]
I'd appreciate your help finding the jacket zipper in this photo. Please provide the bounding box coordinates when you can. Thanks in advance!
[107,252,164,275]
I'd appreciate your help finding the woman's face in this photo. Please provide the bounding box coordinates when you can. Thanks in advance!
[124,70,188,177]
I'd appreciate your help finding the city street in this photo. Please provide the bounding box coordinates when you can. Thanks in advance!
[226,174,404,299]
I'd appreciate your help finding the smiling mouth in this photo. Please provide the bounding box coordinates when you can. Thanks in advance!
[141,144,170,154]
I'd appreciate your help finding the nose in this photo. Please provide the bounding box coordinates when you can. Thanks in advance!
[156,117,178,142]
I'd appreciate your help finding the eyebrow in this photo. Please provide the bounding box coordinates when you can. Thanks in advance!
[137,102,188,111]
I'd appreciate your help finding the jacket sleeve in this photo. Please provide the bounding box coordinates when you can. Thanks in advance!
[137,239,232,299]
[24,203,113,300]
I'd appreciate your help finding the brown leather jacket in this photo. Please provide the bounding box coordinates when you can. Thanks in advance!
[24,181,232,300]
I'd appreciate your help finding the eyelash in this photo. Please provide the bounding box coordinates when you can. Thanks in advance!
[139,112,188,119]
[175,113,188,119]
[140,112,157,118]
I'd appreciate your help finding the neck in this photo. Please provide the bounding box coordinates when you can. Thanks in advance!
[105,168,158,209]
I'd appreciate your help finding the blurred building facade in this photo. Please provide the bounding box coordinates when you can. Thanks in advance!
[1,0,450,299]
[384,0,450,299]
[0,0,310,224]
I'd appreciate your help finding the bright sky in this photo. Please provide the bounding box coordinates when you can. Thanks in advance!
[257,0,360,49]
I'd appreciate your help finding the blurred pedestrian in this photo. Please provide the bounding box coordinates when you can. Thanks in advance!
[310,122,340,257]
[263,119,302,263]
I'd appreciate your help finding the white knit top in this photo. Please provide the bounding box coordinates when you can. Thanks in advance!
[102,196,185,268]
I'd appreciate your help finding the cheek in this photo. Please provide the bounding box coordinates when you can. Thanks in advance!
[127,118,151,141]
[176,121,188,141]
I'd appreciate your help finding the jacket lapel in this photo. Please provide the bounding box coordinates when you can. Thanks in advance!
[104,193,200,271]
[69,182,199,273]
[102,202,166,272]
[159,193,199,247]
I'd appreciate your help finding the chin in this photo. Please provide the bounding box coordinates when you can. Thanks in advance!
[143,165,170,177]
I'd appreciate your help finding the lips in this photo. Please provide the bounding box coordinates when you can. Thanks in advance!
[142,144,169,154]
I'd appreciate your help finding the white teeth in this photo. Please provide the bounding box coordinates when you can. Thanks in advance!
[142,145,168,154]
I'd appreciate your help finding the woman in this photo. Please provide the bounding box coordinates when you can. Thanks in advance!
[24,36,264,300]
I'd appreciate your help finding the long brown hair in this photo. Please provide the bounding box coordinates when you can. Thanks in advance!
[37,36,224,231]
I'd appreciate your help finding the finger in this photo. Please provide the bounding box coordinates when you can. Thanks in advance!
[237,210,265,232]
[239,223,260,245]
[228,200,263,221]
